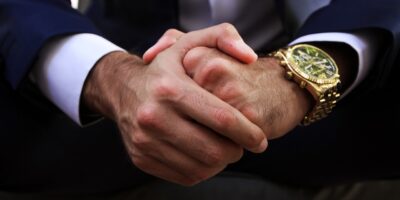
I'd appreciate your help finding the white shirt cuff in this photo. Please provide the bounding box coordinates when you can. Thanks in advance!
[32,33,125,126]
[290,32,376,97]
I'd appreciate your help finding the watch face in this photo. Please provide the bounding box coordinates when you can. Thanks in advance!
[287,44,338,84]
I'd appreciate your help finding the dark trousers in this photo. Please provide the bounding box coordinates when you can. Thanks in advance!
[1,173,400,200]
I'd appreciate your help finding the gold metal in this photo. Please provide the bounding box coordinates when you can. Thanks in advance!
[270,44,341,126]
[286,71,294,79]
[300,81,307,88]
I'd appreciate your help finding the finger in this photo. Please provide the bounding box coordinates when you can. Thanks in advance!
[183,46,234,87]
[136,103,243,165]
[143,29,185,63]
[184,47,239,103]
[131,153,197,186]
[124,133,196,185]
[150,25,266,152]
[183,46,217,77]
[170,23,258,64]
[176,84,268,153]
[145,139,225,184]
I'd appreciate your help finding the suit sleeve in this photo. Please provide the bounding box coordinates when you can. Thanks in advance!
[0,0,101,89]
[296,0,400,88]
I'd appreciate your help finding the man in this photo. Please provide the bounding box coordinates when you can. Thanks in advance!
[0,0,399,196]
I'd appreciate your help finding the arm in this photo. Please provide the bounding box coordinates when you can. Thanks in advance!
[143,29,309,138]
[297,0,400,88]
[1,1,266,185]
[32,23,266,185]
[145,0,397,137]
[0,0,99,88]
[143,30,368,138]
[82,25,267,185]
[150,40,358,138]
[32,33,124,125]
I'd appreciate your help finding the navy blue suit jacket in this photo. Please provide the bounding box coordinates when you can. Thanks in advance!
[1,0,400,194]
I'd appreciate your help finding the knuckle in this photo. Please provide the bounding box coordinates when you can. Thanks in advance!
[214,82,241,101]
[136,105,160,128]
[219,23,237,34]
[164,29,181,42]
[240,105,259,123]
[131,155,149,170]
[151,78,182,101]
[213,108,235,129]
[203,147,225,166]
[165,28,180,36]
[131,131,152,149]
[196,58,229,85]
[204,58,228,76]
[217,23,242,46]
[183,49,198,67]
[183,47,206,73]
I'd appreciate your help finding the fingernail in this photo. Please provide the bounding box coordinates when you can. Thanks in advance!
[143,47,155,63]
[144,46,154,56]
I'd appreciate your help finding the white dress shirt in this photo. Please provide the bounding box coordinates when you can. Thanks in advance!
[33,0,376,125]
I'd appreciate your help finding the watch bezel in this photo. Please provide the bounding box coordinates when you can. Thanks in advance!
[285,44,339,85]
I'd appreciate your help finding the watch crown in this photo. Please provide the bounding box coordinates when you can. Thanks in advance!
[280,60,287,66]
[300,81,307,88]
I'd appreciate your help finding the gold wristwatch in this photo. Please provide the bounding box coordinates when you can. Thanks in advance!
[271,44,341,126]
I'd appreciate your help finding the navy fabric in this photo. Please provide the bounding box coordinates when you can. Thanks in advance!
[0,0,399,194]
[0,0,100,89]
[296,0,400,88]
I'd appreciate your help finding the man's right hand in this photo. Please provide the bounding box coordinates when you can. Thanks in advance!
[82,24,267,186]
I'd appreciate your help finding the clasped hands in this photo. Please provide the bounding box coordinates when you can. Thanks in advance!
[83,23,311,186]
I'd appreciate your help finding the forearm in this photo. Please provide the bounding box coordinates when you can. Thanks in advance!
[82,51,143,121]
[33,34,124,125]
[257,56,313,133]
[0,0,99,89]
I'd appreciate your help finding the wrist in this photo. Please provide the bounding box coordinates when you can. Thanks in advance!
[83,51,143,120]
[259,57,312,134]
[270,44,343,125]
[268,57,313,122]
